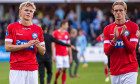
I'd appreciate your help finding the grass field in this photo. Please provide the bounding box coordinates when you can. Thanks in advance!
[0,62,140,84]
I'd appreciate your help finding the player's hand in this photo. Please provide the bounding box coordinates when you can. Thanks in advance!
[120,25,127,36]
[113,25,119,42]
[100,33,104,37]
[138,47,140,53]
[71,45,76,50]
[69,56,73,63]
[25,40,36,48]
[52,56,56,62]
[34,39,40,48]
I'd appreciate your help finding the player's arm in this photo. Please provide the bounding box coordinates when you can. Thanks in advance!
[96,33,104,42]
[51,42,56,62]
[104,26,116,56]
[34,40,45,55]
[5,40,36,52]
[121,25,139,54]
[35,28,46,55]
[68,44,73,63]
[51,35,71,47]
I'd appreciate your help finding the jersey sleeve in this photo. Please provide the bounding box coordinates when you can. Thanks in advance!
[39,27,45,45]
[121,23,139,53]
[104,26,115,56]
[96,36,103,42]
[52,31,56,38]
[67,32,70,44]
[5,24,13,43]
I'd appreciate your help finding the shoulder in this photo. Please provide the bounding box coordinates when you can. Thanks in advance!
[65,31,69,35]
[53,30,58,34]
[7,22,19,30]
[104,23,115,34]
[32,24,42,30]
[104,23,115,30]
[127,20,138,28]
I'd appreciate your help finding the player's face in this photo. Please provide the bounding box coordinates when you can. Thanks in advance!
[112,5,126,21]
[20,6,35,21]
[63,22,69,30]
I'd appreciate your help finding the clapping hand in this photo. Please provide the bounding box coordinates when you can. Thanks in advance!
[120,25,127,36]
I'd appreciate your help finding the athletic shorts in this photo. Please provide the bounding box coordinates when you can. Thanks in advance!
[9,70,38,84]
[56,55,69,68]
[111,72,138,84]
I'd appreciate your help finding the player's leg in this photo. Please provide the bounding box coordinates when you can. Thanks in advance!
[80,49,88,67]
[62,68,67,84]
[69,60,73,77]
[45,61,52,84]
[38,62,45,84]
[73,53,80,77]
[120,72,138,84]
[54,68,62,84]
[26,70,38,84]
[9,70,26,84]
[104,54,109,82]
[111,75,120,84]
[62,56,69,84]
[54,56,63,84]
[104,64,109,82]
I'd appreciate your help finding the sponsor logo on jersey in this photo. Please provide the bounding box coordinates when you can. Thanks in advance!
[6,31,8,36]
[65,35,68,39]
[136,30,139,37]
[115,39,124,48]
[16,40,34,50]
[32,33,38,39]
[22,28,31,30]
[125,30,129,36]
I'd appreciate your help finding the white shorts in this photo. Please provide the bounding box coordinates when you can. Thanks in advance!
[56,55,69,68]
[111,72,138,84]
[103,53,108,64]
[9,70,38,84]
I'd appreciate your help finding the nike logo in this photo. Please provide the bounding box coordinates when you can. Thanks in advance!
[16,33,23,35]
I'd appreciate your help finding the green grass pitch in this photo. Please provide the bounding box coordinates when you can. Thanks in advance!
[0,62,140,84]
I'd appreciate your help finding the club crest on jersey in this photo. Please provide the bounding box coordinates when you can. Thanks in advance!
[32,33,38,39]
[136,30,139,37]
[125,30,129,36]
[65,35,68,39]
[6,31,8,36]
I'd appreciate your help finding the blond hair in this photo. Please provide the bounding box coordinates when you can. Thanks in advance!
[112,0,127,10]
[19,1,36,18]
[19,1,36,11]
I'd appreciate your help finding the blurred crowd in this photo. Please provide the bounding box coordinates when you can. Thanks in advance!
[0,5,140,46]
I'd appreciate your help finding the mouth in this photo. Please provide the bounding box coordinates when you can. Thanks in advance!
[26,15,30,17]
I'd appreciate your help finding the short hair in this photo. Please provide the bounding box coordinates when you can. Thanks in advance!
[19,1,36,19]
[19,1,36,11]
[60,20,68,27]
[112,0,127,10]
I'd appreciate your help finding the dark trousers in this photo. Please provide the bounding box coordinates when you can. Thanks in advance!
[38,61,52,84]
[137,53,140,68]
[69,52,79,76]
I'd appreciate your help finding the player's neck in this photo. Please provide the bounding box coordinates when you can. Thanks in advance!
[60,28,65,32]
[20,20,32,26]
[115,18,126,25]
